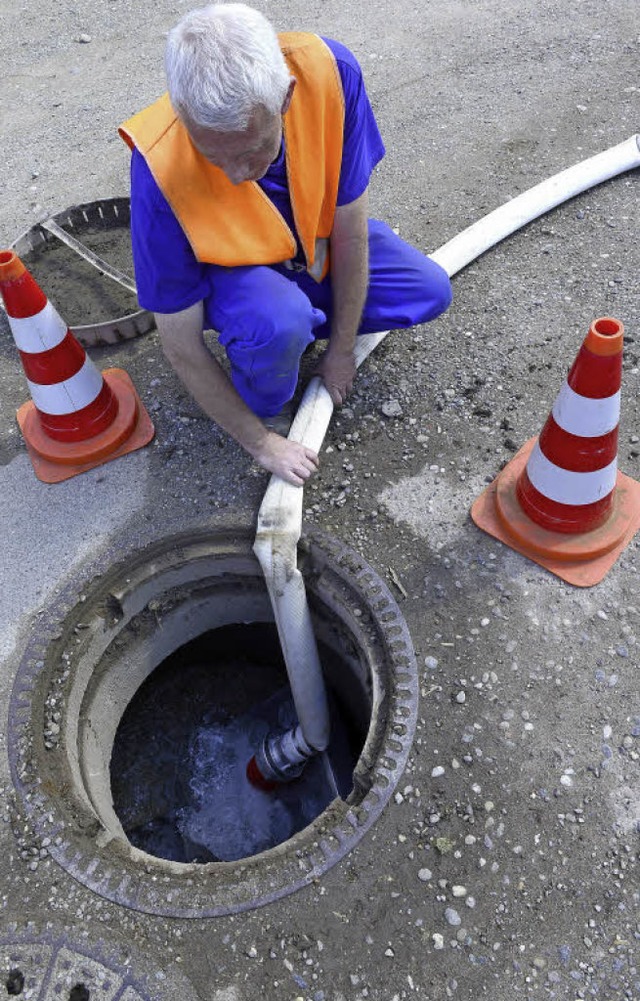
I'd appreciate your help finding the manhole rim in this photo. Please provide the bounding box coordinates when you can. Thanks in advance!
[6,197,154,345]
[9,527,418,917]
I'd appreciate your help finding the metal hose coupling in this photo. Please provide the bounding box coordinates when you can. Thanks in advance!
[254,725,318,784]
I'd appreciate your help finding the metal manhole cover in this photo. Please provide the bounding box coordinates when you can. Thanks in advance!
[3,199,154,347]
[0,923,197,1000]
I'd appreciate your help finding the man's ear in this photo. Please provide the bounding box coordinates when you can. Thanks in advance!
[281,78,296,115]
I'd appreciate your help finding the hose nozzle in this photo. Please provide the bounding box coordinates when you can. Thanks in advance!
[246,725,317,789]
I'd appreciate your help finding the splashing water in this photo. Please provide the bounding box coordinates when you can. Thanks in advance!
[178,715,295,861]
[111,629,361,863]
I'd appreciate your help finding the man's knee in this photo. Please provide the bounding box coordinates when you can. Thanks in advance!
[365,220,453,330]
[402,255,452,326]
[208,267,326,416]
[427,260,453,319]
[253,288,321,354]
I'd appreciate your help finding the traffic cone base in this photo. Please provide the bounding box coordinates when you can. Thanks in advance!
[472,437,640,587]
[17,368,155,483]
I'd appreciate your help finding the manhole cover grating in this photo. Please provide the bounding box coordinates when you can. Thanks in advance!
[1,925,196,1000]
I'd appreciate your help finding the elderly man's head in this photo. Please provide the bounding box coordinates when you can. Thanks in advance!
[165,3,294,184]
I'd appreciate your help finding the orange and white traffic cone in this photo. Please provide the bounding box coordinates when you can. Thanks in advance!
[471,317,640,586]
[0,249,154,483]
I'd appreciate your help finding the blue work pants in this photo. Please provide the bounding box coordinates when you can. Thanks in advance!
[204,219,452,417]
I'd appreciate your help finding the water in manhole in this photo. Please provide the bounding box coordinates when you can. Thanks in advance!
[110,622,364,863]
[10,529,417,916]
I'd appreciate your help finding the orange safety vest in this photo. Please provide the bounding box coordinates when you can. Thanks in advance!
[119,32,345,281]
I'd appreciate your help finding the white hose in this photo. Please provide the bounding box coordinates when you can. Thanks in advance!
[253,378,333,751]
[430,134,640,277]
[254,134,640,753]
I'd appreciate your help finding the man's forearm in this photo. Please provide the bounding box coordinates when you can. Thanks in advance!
[329,190,370,350]
[156,302,269,455]
[155,302,319,486]
[315,190,369,404]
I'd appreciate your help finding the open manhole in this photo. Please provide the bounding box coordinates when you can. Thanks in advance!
[9,528,417,917]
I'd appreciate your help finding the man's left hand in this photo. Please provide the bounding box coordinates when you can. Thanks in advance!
[315,344,357,405]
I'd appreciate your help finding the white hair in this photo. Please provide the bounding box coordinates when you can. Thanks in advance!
[165,3,291,132]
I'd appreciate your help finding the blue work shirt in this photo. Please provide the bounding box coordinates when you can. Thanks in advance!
[129,38,385,314]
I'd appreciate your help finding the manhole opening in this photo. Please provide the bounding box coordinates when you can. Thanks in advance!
[12,529,417,915]
[110,621,368,863]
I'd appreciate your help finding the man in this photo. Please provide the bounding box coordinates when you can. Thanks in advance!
[120,3,452,486]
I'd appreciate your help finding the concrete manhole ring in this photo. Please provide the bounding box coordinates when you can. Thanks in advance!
[9,528,418,917]
[1,922,197,1000]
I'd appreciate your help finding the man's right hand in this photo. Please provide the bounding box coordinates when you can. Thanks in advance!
[252,431,319,486]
